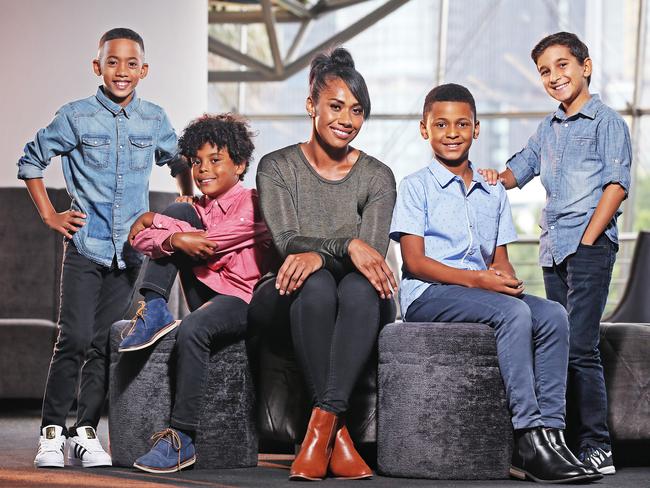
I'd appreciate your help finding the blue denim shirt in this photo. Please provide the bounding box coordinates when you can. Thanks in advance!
[390,161,518,315]
[506,95,632,266]
[18,87,185,269]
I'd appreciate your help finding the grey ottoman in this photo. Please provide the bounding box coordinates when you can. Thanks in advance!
[378,322,512,479]
[108,320,257,468]
[600,322,650,442]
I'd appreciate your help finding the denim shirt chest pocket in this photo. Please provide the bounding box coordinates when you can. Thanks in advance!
[128,135,154,170]
[570,135,600,171]
[81,134,111,169]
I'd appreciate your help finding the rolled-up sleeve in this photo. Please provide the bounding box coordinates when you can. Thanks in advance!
[154,111,184,177]
[131,213,195,258]
[506,121,543,189]
[18,107,77,180]
[598,117,632,194]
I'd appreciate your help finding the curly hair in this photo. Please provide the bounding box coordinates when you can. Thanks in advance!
[178,113,255,180]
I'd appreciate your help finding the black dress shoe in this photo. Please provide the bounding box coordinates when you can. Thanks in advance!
[510,427,597,483]
[545,428,603,481]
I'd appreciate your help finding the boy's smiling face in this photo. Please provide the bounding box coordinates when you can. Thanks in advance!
[536,44,591,113]
[93,38,148,107]
[190,143,244,199]
[420,101,479,168]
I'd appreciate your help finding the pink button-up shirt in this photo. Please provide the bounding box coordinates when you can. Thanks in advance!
[132,183,272,303]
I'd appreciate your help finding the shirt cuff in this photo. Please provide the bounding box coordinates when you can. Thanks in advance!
[17,163,44,180]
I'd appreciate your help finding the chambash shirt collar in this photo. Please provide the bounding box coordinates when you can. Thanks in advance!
[95,86,140,117]
[202,182,245,215]
[552,93,600,122]
[427,159,491,194]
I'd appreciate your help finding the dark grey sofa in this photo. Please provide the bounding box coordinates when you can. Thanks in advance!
[0,187,183,399]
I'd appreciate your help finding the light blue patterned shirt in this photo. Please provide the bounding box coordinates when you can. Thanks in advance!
[506,94,632,266]
[390,161,518,315]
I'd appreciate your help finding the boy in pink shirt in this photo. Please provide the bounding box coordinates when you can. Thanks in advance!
[119,114,272,472]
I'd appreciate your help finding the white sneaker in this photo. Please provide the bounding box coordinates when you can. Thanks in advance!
[34,425,66,468]
[66,426,112,467]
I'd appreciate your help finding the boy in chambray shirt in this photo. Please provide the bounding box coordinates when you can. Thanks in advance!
[391,84,602,484]
[18,28,192,469]
[483,32,631,475]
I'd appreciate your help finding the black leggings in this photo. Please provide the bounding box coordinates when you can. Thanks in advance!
[249,268,395,415]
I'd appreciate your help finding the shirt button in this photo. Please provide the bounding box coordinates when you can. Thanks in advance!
[564,123,568,127]
[552,193,557,198]
[550,225,555,230]
[468,249,475,255]
[115,204,119,208]
[119,145,123,149]
[118,175,122,178]
[614,159,619,163]
[113,234,118,238]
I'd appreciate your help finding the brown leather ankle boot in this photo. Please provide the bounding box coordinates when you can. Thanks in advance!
[329,424,373,479]
[289,407,338,481]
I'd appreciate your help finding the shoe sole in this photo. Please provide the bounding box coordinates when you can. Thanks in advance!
[34,460,64,468]
[331,474,373,480]
[289,474,325,481]
[66,456,112,468]
[118,320,180,352]
[598,466,616,475]
[510,466,601,484]
[133,455,196,473]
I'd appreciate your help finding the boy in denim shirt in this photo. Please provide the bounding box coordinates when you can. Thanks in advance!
[18,28,193,468]
[482,32,631,474]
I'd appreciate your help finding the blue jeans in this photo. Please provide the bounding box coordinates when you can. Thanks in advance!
[543,233,617,451]
[405,285,570,430]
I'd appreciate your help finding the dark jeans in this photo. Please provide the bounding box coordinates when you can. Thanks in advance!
[543,233,617,451]
[248,268,395,415]
[42,242,139,431]
[405,285,570,430]
[140,203,248,432]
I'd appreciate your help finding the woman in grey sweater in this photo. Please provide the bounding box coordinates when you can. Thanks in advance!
[250,48,396,481]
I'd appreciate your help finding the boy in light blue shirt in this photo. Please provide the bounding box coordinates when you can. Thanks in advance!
[390,83,601,484]
[483,32,631,475]
[18,28,193,469]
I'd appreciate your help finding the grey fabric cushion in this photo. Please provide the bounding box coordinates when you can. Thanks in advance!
[0,319,57,398]
[600,322,650,442]
[109,320,257,468]
[377,322,512,480]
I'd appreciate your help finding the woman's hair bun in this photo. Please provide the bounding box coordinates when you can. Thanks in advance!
[329,47,355,69]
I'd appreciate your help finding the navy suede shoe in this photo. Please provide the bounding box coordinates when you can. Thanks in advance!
[118,299,178,352]
[133,428,196,473]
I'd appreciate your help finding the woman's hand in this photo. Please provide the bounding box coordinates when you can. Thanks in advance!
[128,212,155,242]
[276,252,323,295]
[171,232,218,260]
[348,238,397,299]
[477,168,502,186]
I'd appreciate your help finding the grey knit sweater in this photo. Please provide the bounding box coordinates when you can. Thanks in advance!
[256,144,396,275]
